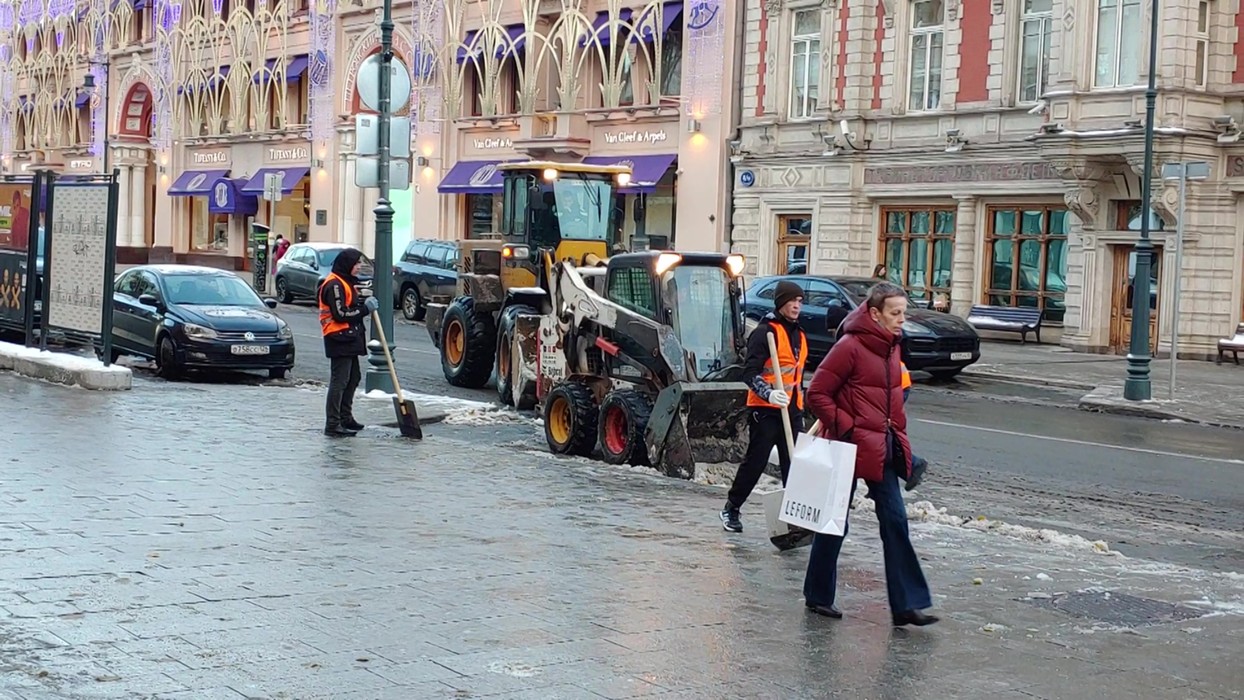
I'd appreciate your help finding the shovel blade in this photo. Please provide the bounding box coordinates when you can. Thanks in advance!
[393,396,423,439]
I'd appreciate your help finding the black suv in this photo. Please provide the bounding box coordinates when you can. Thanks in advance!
[393,239,458,321]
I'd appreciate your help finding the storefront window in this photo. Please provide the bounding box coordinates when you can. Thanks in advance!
[465,194,498,239]
[190,198,228,252]
[881,207,955,303]
[986,206,1069,323]
[271,177,311,243]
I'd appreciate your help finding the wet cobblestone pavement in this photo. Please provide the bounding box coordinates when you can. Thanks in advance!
[0,373,1240,699]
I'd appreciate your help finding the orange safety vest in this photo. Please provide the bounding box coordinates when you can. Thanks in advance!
[901,362,912,390]
[746,321,807,410]
[318,272,354,337]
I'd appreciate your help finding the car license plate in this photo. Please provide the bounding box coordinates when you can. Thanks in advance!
[950,352,972,361]
[231,345,270,356]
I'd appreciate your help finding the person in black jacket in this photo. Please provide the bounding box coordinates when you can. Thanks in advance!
[721,280,807,532]
[318,247,379,437]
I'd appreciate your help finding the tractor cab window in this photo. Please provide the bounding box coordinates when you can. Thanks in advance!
[606,266,658,318]
[526,175,617,249]
[662,265,738,379]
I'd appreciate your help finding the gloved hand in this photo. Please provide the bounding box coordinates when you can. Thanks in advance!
[768,389,791,407]
[364,296,380,312]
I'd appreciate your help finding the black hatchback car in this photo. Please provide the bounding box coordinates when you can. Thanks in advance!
[111,265,295,379]
[743,274,980,378]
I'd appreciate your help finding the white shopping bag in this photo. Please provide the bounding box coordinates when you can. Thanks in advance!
[778,432,857,536]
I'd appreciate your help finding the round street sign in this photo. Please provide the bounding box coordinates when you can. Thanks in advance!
[357,54,412,113]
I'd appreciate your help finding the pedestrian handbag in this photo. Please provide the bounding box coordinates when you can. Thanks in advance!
[778,429,857,536]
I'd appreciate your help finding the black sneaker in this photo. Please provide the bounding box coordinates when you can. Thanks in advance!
[343,419,365,431]
[720,505,743,533]
[324,426,357,437]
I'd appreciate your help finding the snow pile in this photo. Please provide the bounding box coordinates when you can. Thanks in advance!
[694,461,780,488]
[361,389,493,411]
[900,498,1117,556]
[0,341,129,374]
[442,407,534,426]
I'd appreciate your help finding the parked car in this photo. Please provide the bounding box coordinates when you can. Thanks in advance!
[392,239,458,321]
[274,243,374,304]
[743,274,981,378]
[111,265,295,379]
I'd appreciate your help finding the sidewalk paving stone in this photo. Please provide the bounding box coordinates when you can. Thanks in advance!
[0,371,1240,698]
[962,340,1244,428]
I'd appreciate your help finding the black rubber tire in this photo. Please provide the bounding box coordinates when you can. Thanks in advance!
[496,304,537,406]
[275,276,294,304]
[401,285,425,321]
[543,381,598,457]
[268,368,288,380]
[928,368,963,381]
[440,296,496,388]
[155,335,181,379]
[598,389,653,466]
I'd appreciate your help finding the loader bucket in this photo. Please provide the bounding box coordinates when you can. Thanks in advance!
[644,381,749,480]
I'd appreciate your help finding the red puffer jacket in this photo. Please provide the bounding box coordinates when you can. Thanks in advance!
[807,304,913,483]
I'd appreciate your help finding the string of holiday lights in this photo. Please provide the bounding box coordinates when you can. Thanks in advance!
[308,0,335,145]
[684,0,723,116]
[411,0,441,137]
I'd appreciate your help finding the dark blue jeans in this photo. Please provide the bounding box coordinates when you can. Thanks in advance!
[802,460,932,614]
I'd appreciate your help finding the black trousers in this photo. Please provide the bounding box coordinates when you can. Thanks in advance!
[727,408,804,509]
[326,356,362,428]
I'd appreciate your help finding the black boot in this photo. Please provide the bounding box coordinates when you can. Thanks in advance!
[806,603,843,619]
[892,610,940,627]
[343,419,365,431]
[324,425,357,437]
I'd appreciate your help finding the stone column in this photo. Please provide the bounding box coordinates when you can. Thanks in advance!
[115,165,132,248]
[130,163,147,248]
[342,156,363,249]
[950,195,978,318]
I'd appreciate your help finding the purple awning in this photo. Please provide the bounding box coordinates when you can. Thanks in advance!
[437,160,507,194]
[178,66,230,94]
[584,1,682,47]
[241,167,310,197]
[168,169,230,196]
[207,178,259,216]
[581,154,676,193]
[253,55,309,84]
[457,24,525,63]
[75,91,90,108]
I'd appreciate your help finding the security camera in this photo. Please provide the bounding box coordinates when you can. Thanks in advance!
[822,134,835,147]
[728,139,742,154]
[1213,115,1235,128]
[838,119,849,137]
[945,128,961,139]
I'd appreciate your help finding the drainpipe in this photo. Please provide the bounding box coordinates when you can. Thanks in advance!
[723,0,748,256]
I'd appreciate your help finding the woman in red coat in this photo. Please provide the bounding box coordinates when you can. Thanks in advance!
[802,282,939,627]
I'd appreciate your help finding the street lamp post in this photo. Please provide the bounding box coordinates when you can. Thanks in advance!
[364,0,397,394]
[1159,161,1209,400]
[83,61,110,174]
[1123,0,1162,401]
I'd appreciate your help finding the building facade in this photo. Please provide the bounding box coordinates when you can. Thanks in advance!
[0,0,740,274]
[732,0,1244,359]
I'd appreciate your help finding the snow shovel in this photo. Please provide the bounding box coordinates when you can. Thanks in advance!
[763,332,814,552]
[371,310,422,439]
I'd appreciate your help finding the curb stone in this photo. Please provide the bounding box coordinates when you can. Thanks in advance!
[1078,387,1244,431]
[0,342,131,391]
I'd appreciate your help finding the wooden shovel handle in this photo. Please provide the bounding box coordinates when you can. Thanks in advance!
[766,332,796,456]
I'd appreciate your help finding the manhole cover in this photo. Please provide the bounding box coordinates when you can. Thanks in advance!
[1023,590,1207,627]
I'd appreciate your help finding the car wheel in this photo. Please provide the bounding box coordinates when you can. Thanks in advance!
[268,367,288,380]
[928,368,963,381]
[401,286,425,322]
[155,335,181,379]
[275,276,294,304]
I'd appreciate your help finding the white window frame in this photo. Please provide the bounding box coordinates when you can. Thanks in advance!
[1093,0,1143,88]
[788,9,822,120]
[1017,0,1053,104]
[908,0,944,112]
[1194,0,1210,88]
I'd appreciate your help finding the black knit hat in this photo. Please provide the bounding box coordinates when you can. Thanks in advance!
[774,280,804,311]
